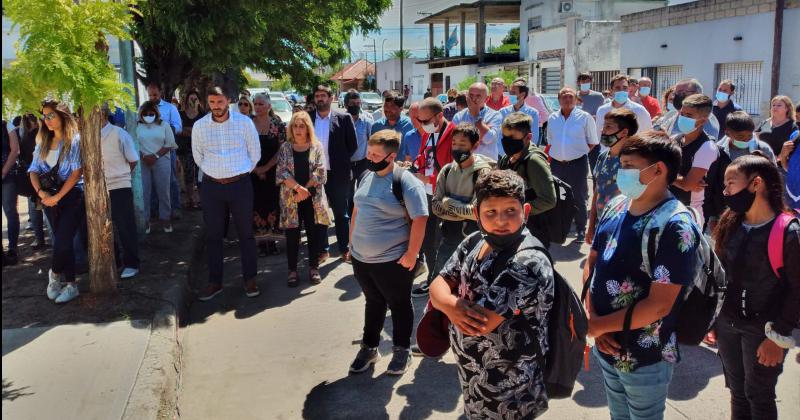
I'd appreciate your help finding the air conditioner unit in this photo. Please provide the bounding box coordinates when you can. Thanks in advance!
[559,1,574,13]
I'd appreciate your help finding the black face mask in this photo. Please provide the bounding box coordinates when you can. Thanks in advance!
[600,130,622,147]
[724,180,757,213]
[501,136,525,156]
[451,149,472,164]
[478,220,526,253]
[672,92,688,111]
[367,154,391,172]
[347,105,361,116]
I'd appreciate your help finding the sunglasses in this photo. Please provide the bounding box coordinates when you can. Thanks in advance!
[142,113,156,117]
[43,112,58,121]
[239,103,250,107]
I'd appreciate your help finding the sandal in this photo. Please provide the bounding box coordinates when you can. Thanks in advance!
[287,271,299,288]
[309,268,322,285]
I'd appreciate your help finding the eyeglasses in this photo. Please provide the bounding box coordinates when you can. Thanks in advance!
[43,112,58,121]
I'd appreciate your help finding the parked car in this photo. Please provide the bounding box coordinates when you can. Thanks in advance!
[359,91,383,112]
[338,92,347,108]
[539,94,560,114]
[271,98,293,123]
[269,92,287,102]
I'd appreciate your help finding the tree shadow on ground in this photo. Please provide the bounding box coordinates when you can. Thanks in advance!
[2,378,34,401]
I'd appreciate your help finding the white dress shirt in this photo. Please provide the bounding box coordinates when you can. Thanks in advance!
[451,106,502,160]
[191,111,260,179]
[101,123,139,191]
[595,99,653,138]
[546,108,599,162]
[314,112,331,170]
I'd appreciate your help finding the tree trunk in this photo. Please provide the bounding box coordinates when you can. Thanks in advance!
[79,106,118,294]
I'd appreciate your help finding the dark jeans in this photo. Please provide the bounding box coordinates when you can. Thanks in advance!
[200,176,257,284]
[421,194,440,284]
[551,155,589,233]
[349,159,368,215]
[322,172,350,254]
[434,220,477,276]
[716,314,787,420]
[285,199,321,271]
[109,188,140,269]
[2,178,19,251]
[44,189,84,282]
[352,257,414,348]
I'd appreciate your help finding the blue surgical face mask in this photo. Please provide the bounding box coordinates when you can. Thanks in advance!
[677,115,698,134]
[616,163,657,200]
[614,91,629,104]
[639,86,651,96]
[715,91,730,103]
[580,83,591,92]
[509,94,518,105]
[731,138,751,149]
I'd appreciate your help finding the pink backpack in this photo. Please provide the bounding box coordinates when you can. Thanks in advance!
[767,212,798,279]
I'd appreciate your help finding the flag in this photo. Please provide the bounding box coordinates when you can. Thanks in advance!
[446,26,459,50]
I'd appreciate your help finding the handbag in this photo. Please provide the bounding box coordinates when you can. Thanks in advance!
[37,152,64,196]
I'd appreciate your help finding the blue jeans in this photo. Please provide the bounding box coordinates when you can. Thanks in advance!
[2,178,20,251]
[594,347,674,420]
[170,150,181,213]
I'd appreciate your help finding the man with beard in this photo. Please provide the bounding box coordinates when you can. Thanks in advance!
[192,87,262,301]
[310,85,358,263]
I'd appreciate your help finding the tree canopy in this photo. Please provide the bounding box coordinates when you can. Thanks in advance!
[2,0,135,117]
[390,49,412,59]
[133,0,392,98]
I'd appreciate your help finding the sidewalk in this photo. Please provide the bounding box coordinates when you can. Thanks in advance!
[176,230,800,419]
[2,321,151,420]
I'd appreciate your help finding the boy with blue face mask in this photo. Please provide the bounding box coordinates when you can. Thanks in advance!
[669,94,719,221]
[583,131,700,420]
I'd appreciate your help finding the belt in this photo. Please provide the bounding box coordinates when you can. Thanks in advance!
[551,155,587,164]
[204,173,248,184]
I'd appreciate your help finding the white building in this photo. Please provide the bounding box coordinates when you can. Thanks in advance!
[375,58,430,101]
[521,0,665,94]
[620,0,799,117]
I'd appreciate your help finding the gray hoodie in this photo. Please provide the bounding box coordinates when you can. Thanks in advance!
[432,154,495,221]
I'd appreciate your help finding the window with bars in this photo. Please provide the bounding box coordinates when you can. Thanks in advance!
[589,70,621,92]
[540,67,562,94]
[627,65,683,102]
[715,62,763,115]
[528,16,542,31]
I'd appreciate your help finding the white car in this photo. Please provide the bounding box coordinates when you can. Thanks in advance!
[269,92,287,102]
[270,98,293,123]
[359,91,383,112]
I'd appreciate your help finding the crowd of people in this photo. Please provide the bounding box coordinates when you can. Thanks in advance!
[2,72,799,419]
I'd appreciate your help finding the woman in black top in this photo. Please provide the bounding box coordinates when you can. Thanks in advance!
[756,95,797,157]
[251,93,286,256]
[712,154,800,420]
[177,90,205,209]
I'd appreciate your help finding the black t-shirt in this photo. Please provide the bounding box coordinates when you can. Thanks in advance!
[292,148,314,195]
[756,119,798,156]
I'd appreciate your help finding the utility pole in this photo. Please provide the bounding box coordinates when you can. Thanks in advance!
[771,0,784,98]
[400,0,404,92]
[373,38,378,91]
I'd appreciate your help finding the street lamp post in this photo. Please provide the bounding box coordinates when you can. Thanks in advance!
[399,0,404,92]
[381,38,387,61]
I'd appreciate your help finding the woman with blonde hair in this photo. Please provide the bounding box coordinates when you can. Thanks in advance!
[275,111,331,287]
[756,95,797,157]
[28,100,84,304]
[237,95,255,117]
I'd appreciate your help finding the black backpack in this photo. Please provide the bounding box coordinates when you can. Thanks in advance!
[466,232,588,399]
[502,149,577,245]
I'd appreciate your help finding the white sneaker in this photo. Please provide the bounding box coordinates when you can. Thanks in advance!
[54,283,80,304]
[46,270,63,300]
[120,267,139,279]
[163,224,173,233]
[145,224,151,235]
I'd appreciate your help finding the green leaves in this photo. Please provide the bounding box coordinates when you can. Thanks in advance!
[2,0,136,116]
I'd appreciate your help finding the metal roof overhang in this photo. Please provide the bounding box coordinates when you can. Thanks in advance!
[414,1,521,25]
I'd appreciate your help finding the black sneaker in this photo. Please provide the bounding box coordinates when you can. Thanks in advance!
[386,346,412,376]
[574,232,586,244]
[3,250,18,266]
[410,283,429,298]
[349,345,380,374]
[410,344,424,357]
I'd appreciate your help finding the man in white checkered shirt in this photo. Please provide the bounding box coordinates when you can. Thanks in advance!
[192,86,262,301]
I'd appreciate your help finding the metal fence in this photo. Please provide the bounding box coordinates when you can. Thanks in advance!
[540,68,562,94]
[590,70,621,92]
[715,61,763,115]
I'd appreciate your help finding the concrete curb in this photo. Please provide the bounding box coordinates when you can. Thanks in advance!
[121,226,204,420]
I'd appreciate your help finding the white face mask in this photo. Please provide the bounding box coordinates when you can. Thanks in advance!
[143,115,156,124]
[422,123,437,134]
[580,83,591,92]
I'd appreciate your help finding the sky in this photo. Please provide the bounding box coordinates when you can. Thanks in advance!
[348,0,518,61]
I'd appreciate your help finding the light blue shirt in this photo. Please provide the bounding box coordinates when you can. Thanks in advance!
[28,134,84,189]
[452,106,502,160]
[351,168,428,264]
[500,104,541,146]
[351,113,373,162]
[370,115,416,138]
[399,130,423,162]
[157,99,182,134]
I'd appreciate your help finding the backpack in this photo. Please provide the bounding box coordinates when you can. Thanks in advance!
[504,149,577,245]
[602,195,726,347]
[468,232,588,399]
[768,212,799,280]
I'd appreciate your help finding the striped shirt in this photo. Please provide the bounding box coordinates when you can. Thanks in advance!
[191,112,260,179]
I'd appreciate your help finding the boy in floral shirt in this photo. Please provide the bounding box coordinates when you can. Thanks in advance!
[583,131,700,420]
